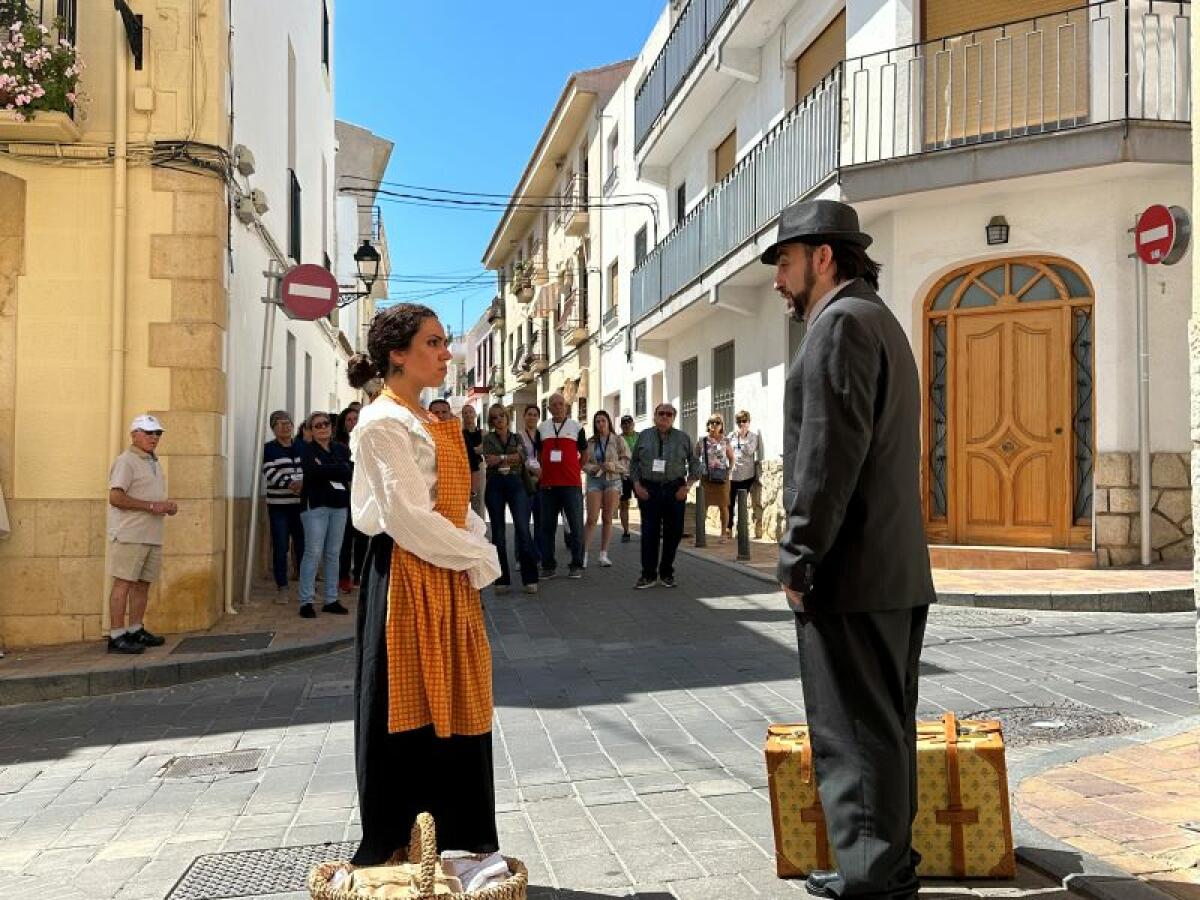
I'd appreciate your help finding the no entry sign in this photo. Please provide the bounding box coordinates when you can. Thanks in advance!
[1135,204,1191,266]
[280,264,339,320]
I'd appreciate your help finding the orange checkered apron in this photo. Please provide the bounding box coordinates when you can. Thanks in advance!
[383,398,493,738]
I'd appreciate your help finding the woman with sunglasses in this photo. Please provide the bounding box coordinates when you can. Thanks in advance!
[345,304,501,867]
[581,410,629,567]
[696,413,735,543]
[297,412,353,617]
[480,403,538,593]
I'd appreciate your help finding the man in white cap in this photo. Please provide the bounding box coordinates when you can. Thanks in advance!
[106,414,177,654]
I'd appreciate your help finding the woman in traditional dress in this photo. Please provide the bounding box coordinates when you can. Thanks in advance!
[346,303,501,865]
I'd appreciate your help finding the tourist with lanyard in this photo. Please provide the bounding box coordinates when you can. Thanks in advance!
[728,409,765,539]
[618,414,638,543]
[480,403,539,594]
[517,404,543,566]
[697,413,736,543]
[536,392,587,579]
[581,410,629,568]
[629,404,699,588]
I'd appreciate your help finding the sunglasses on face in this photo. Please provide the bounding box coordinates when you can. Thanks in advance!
[312,421,331,428]
[655,410,675,418]
[707,422,721,428]
[142,430,163,437]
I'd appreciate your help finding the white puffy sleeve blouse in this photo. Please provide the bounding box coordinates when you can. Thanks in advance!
[349,397,500,589]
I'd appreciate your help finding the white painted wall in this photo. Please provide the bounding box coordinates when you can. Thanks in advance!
[227,0,348,496]
[862,166,1193,454]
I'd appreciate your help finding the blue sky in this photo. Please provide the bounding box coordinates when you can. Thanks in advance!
[334,1,661,336]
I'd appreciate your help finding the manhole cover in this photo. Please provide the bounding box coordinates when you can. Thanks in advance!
[963,704,1143,747]
[172,632,275,654]
[167,841,357,900]
[159,749,265,779]
[307,679,355,699]
[929,607,1032,627]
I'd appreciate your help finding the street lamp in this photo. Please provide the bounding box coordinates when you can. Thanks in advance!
[354,239,381,293]
[339,239,382,308]
[985,216,1010,246]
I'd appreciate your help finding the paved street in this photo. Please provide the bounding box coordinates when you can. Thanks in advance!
[0,538,1195,899]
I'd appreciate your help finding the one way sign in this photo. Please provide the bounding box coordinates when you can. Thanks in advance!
[280,264,340,320]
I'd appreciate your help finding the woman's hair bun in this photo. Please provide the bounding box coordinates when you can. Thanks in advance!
[347,353,380,389]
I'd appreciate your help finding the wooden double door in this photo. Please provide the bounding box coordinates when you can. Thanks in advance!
[927,257,1093,548]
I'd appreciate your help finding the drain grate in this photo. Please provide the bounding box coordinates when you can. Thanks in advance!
[963,704,1144,747]
[167,841,357,900]
[160,749,265,779]
[172,632,275,654]
[929,607,1032,628]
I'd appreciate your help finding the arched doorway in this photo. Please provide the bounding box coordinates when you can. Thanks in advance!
[923,256,1094,548]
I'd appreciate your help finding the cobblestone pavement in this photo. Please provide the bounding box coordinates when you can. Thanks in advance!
[0,539,1195,899]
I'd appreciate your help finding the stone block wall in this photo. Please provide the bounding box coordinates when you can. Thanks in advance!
[1094,451,1192,565]
[694,459,786,541]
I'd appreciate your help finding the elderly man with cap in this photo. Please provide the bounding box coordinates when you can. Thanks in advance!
[765,199,934,900]
[106,414,178,654]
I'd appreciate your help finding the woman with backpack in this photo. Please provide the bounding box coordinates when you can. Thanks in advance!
[696,413,735,543]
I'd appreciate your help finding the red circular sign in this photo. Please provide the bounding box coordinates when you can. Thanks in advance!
[1135,205,1175,265]
[280,264,340,320]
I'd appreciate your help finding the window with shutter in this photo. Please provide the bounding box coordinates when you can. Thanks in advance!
[714,128,737,182]
[795,9,846,104]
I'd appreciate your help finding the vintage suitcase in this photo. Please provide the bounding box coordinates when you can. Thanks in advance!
[764,714,1015,880]
[764,723,836,878]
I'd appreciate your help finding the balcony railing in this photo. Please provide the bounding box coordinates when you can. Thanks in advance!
[635,0,737,149]
[841,0,1189,166]
[631,0,1190,326]
[557,174,589,235]
[486,297,504,324]
[511,342,529,376]
[632,70,842,323]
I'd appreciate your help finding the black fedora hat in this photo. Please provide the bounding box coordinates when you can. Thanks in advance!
[760,199,872,265]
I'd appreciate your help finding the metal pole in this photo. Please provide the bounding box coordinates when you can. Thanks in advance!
[1135,252,1152,565]
[736,488,751,561]
[694,481,706,547]
[242,265,282,606]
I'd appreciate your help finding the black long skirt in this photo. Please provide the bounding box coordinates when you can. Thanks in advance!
[351,533,499,866]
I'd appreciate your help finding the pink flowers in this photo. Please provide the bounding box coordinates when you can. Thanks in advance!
[0,14,83,122]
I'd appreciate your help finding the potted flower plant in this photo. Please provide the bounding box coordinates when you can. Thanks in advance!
[0,13,85,140]
[511,260,535,301]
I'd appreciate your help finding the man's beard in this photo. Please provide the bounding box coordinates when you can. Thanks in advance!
[782,267,817,322]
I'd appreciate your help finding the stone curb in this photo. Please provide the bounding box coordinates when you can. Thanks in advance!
[670,540,1193,612]
[0,634,354,707]
[1010,715,1200,900]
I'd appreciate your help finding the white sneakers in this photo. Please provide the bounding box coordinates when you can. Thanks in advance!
[523,583,538,594]
[598,553,612,567]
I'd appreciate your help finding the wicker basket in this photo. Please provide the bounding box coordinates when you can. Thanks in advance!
[308,812,528,900]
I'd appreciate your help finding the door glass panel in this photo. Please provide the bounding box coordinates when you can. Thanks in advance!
[1020,273,1061,302]
[929,320,949,519]
[932,275,963,310]
[1010,264,1038,295]
[1072,307,1094,523]
[979,265,1005,297]
[1051,264,1090,298]
[958,283,996,308]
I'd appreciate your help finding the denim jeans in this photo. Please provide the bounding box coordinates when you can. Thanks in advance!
[267,504,304,588]
[538,485,584,571]
[484,473,539,586]
[299,506,348,606]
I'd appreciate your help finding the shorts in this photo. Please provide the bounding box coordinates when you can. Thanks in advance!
[621,477,634,502]
[586,474,620,494]
[110,541,163,583]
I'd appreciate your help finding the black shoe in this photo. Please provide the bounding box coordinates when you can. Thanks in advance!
[567,566,583,579]
[621,532,631,543]
[321,601,349,615]
[128,627,165,647]
[106,633,145,655]
[804,870,840,898]
[659,575,677,588]
[635,576,657,590]
[540,568,556,580]
[299,604,316,619]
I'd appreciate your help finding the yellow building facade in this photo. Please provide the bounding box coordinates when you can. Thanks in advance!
[0,2,231,647]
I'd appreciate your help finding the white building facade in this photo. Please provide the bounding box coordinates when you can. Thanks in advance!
[622,0,1191,563]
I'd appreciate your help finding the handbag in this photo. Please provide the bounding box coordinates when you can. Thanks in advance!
[703,438,729,484]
